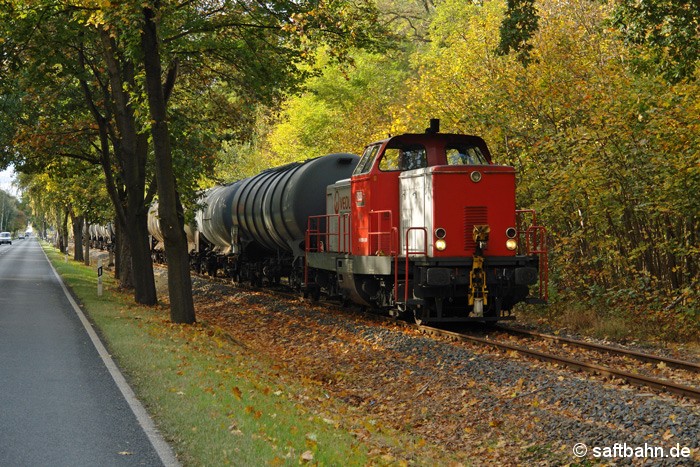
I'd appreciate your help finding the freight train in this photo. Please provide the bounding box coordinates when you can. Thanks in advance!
[148,120,548,324]
[88,224,114,251]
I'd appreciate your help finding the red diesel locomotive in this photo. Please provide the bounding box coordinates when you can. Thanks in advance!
[149,120,548,324]
[303,119,547,323]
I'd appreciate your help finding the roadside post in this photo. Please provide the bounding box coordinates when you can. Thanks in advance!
[97,259,103,297]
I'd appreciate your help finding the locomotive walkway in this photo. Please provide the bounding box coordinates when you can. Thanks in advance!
[0,238,178,466]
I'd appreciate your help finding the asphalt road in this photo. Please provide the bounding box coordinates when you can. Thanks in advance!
[0,237,176,466]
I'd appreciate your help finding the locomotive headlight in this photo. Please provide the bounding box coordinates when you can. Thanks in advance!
[506,238,518,251]
[435,239,447,251]
[470,171,482,183]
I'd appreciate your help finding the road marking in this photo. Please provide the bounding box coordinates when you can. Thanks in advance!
[42,248,181,467]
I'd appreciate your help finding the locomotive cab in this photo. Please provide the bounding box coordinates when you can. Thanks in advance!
[350,132,494,258]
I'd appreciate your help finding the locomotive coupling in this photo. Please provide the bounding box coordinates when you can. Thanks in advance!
[468,225,490,317]
[472,224,490,256]
[469,256,488,317]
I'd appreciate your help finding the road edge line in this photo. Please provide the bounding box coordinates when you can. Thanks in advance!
[43,247,181,467]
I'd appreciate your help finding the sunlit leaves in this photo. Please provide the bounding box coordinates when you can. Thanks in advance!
[611,0,700,83]
[225,47,411,175]
[252,0,699,336]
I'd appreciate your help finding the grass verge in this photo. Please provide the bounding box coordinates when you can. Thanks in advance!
[43,243,369,466]
[516,297,700,351]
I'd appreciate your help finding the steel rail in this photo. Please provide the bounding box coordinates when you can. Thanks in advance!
[496,326,700,373]
[176,266,700,400]
[420,326,700,401]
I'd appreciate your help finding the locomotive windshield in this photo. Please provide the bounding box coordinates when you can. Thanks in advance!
[353,134,491,177]
[446,145,489,165]
[353,144,380,175]
[379,144,427,171]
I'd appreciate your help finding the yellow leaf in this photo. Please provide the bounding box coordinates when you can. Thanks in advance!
[305,433,318,449]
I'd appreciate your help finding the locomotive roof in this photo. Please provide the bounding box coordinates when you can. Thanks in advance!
[369,132,493,162]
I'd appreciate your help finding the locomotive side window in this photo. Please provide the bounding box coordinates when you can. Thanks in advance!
[354,145,380,175]
[446,145,488,165]
[380,145,427,171]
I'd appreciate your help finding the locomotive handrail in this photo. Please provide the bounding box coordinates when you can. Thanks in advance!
[402,227,428,304]
[527,225,549,302]
[305,213,351,291]
[306,214,350,254]
[516,209,537,228]
[341,213,350,253]
[368,210,397,256]
[516,209,549,302]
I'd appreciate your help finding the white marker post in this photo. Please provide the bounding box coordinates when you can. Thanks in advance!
[97,259,103,297]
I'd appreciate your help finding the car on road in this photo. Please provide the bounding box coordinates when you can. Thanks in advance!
[0,232,11,245]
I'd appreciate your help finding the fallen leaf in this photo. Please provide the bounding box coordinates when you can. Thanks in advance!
[300,450,314,462]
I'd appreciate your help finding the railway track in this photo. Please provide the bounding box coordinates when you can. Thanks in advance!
[168,266,700,401]
[240,280,700,401]
[419,325,700,401]
[496,325,700,373]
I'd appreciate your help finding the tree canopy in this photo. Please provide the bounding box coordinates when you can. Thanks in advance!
[0,0,389,321]
[0,0,697,336]
[237,0,699,338]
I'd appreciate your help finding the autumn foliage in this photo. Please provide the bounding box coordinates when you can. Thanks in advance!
[242,0,699,340]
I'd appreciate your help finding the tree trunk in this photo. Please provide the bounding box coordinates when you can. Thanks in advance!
[83,221,91,266]
[125,208,158,304]
[114,217,133,290]
[96,31,158,305]
[142,5,195,324]
[72,213,84,263]
[60,208,70,254]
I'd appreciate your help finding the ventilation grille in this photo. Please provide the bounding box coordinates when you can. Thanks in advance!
[464,206,488,252]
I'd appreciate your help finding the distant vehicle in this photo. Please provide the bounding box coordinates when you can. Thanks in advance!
[18,234,25,239]
[0,232,11,245]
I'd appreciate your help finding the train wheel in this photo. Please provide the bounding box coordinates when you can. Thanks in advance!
[303,285,320,301]
[413,307,429,326]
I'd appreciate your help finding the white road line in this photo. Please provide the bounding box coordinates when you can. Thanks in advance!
[42,247,181,467]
